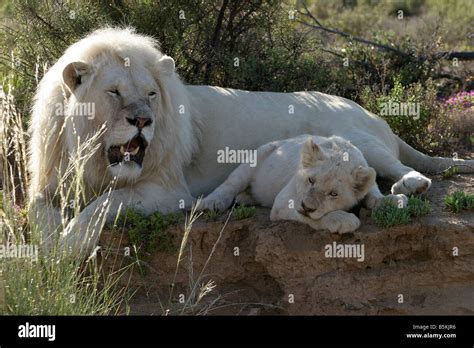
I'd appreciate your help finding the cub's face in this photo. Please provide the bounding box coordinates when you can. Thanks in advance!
[295,138,376,220]
[61,55,175,181]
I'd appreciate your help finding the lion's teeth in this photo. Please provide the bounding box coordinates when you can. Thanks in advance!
[131,147,140,156]
[120,145,126,155]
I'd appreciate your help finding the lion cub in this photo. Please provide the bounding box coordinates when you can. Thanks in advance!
[201,135,378,233]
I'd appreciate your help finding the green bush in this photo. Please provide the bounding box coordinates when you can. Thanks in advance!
[361,77,454,154]
[111,208,182,255]
[233,205,256,220]
[444,191,474,213]
[371,204,412,228]
[203,208,220,222]
[407,196,431,217]
[371,195,431,228]
[2,0,469,147]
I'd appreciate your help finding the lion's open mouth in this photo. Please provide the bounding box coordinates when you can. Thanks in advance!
[107,135,148,167]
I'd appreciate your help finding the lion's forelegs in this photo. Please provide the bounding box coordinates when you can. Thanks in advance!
[59,182,193,255]
[28,193,63,250]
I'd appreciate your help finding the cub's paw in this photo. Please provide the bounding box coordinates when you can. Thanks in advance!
[375,193,408,209]
[391,171,431,195]
[200,194,233,212]
[320,211,361,234]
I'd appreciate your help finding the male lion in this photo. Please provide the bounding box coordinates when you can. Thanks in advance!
[202,135,389,233]
[28,28,473,253]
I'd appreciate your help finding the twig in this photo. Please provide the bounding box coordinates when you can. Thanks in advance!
[297,1,474,62]
[297,2,412,59]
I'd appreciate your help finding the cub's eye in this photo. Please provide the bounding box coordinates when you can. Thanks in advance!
[108,89,120,96]
[328,191,338,197]
[308,177,315,184]
[148,91,157,97]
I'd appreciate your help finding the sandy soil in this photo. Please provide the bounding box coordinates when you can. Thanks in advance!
[101,173,474,315]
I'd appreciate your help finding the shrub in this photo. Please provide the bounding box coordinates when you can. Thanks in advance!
[361,77,454,154]
[203,209,220,222]
[111,208,181,255]
[444,191,474,213]
[407,196,431,217]
[371,195,431,228]
[233,205,256,220]
[371,203,412,228]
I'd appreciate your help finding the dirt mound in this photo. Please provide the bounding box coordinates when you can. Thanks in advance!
[101,175,474,315]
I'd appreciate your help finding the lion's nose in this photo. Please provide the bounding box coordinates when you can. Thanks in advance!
[301,202,316,213]
[126,116,152,129]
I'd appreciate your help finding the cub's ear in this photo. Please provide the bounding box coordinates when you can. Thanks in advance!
[352,166,376,198]
[62,61,90,95]
[157,55,175,77]
[301,137,325,168]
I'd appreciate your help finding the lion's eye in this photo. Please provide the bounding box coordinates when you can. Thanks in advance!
[308,177,315,185]
[108,89,120,96]
[148,91,157,97]
[328,191,338,197]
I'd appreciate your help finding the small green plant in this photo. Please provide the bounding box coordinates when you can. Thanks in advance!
[203,209,220,221]
[407,196,431,217]
[372,196,431,228]
[441,166,459,179]
[111,208,181,255]
[444,191,474,213]
[233,205,256,220]
[371,203,411,228]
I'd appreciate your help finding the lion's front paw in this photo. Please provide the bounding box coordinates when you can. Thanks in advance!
[200,194,233,212]
[320,211,361,234]
[58,215,99,257]
[391,171,431,195]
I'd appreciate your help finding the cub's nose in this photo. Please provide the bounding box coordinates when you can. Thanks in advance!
[126,116,153,129]
[301,202,316,213]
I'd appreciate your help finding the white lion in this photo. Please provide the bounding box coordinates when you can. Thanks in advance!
[201,135,406,233]
[28,28,474,254]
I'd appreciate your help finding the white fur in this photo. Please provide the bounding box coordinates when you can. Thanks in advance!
[28,28,473,253]
[202,135,382,233]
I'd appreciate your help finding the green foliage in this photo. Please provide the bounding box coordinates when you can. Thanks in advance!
[112,208,181,254]
[444,191,474,213]
[361,77,453,154]
[1,0,469,147]
[233,205,256,220]
[371,195,431,228]
[203,208,220,222]
[371,203,412,228]
[407,196,431,217]
[441,166,459,179]
[2,255,130,315]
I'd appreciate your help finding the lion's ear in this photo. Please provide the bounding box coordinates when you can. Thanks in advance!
[300,138,325,168]
[62,61,90,94]
[157,55,175,77]
[352,166,376,198]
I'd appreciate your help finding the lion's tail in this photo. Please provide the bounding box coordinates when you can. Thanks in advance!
[396,136,474,174]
